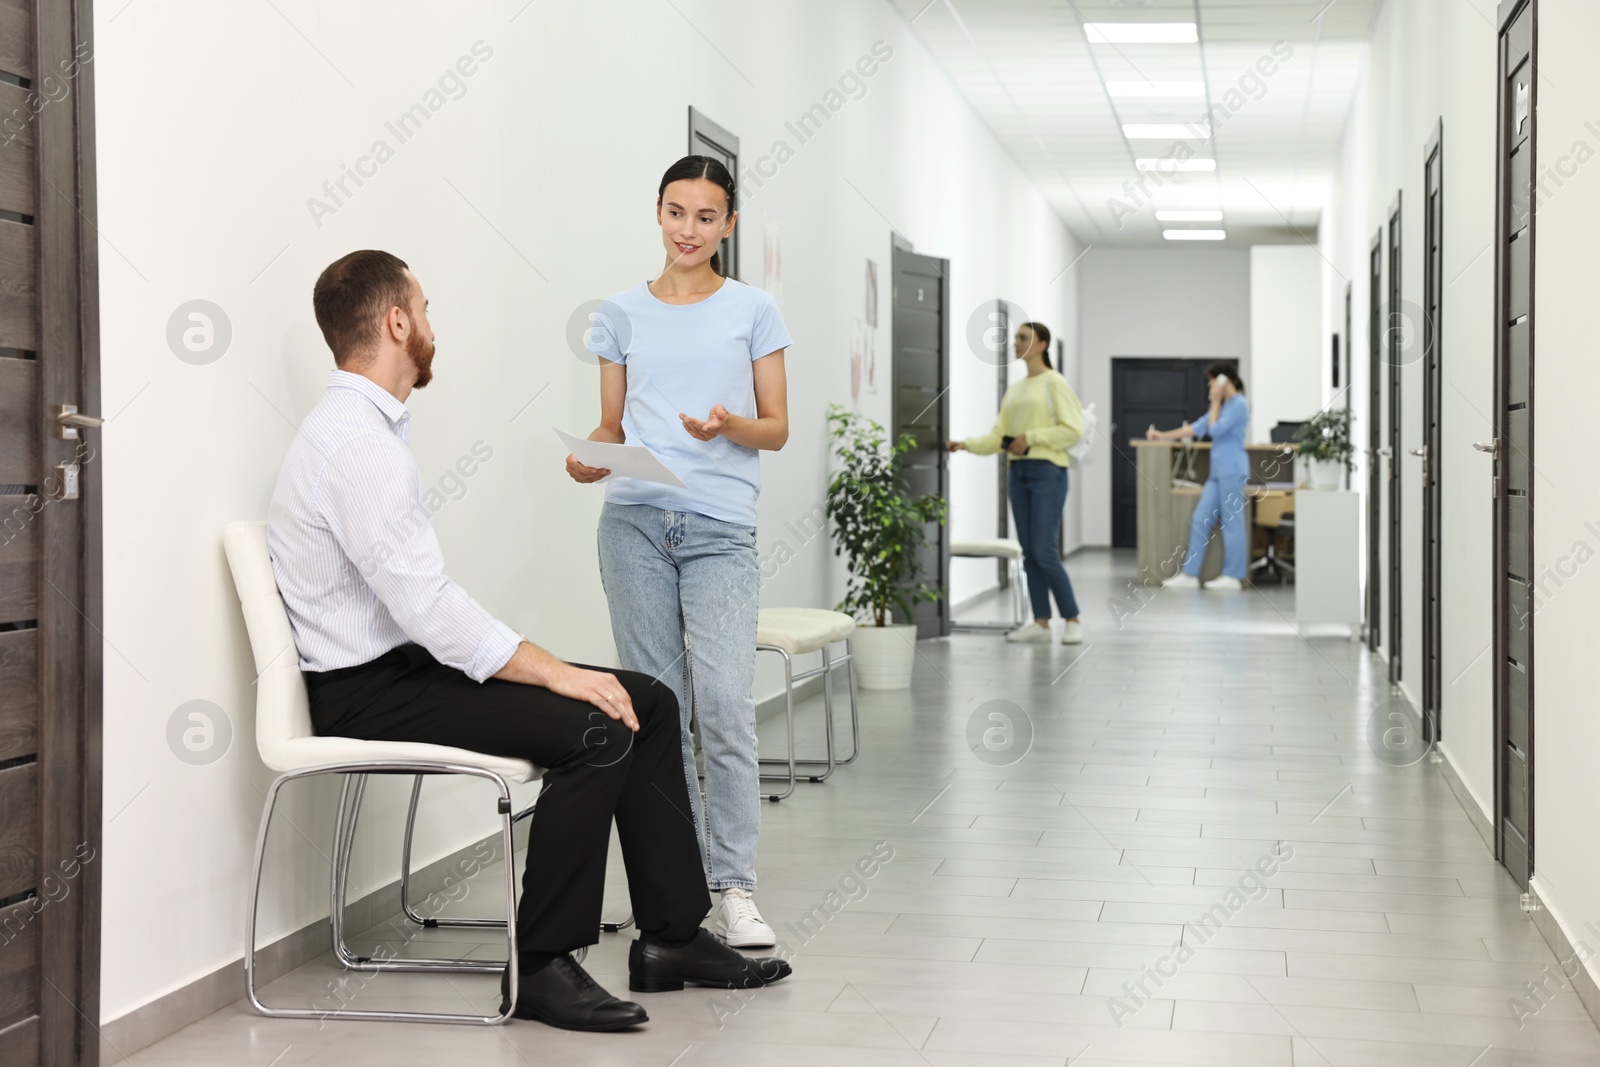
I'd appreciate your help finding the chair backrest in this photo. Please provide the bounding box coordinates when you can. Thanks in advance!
[222,521,314,770]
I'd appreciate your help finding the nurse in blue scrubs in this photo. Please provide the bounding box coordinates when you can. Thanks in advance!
[1145,362,1249,591]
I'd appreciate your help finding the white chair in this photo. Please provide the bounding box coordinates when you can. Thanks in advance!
[224,521,541,1026]
[755,608,859,799]
[950,538,1027,631]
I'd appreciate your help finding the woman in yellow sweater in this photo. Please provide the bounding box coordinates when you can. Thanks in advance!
[948,321,1087,644]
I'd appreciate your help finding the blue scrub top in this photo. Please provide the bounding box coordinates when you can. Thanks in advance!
[1194,394,1249,480]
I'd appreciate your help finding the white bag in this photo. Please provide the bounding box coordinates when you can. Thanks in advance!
[1068,400,1097,463]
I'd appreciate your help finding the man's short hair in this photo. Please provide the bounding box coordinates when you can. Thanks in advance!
[312,250,413,366]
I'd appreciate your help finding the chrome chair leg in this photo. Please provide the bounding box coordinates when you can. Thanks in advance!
[804,646,838,783]
[756,648,797,801]
[246,761,519,1025]
[837,637,860,766]
[399,775,537,931]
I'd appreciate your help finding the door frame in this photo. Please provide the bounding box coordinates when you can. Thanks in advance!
[1108,357,1215,550]
[1366,230,1383,653]
[993,299,1010,589]
[1386,193,1403,685]
[891,239,950,638]
[687,107,739,279]
[1421,120,1445,741]
[1494,0,1536,889]
[3,0,104,1062]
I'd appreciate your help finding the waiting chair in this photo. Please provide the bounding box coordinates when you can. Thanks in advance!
[754,608,858,800]
[950,539,1027,631]
[1250,495,1296,583]
[224,521,540,1026]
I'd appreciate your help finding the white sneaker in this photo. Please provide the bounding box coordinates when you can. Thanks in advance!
[1060,620,1083,645]
[1005,622,1052,643]
[1208,576,1244,592]
[716,888,775,948]
[1164,573,1200,589]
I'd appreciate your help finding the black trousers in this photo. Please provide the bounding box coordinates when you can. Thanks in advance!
[304,643,710,955]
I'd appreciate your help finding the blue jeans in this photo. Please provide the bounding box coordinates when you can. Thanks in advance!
[1008,460,1079,620]
[1182,475,1248,579]
[597,502,760,890]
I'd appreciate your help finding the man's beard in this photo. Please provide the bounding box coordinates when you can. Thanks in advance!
[407,328,435,389]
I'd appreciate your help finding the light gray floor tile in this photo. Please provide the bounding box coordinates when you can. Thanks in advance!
[126,550,1598,1066]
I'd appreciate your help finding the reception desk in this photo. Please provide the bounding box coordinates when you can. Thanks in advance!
[1130,440,1297,585]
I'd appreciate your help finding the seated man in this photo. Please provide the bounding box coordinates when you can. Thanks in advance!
[267,249,790,1032]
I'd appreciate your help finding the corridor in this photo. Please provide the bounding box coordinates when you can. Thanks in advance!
[125,551,1595,1066]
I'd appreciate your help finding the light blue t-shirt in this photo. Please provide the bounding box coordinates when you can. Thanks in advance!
[585,278,792,526]
[1193,394,1250,481]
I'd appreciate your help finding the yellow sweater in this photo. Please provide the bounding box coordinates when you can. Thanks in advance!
[965,370,1086,468]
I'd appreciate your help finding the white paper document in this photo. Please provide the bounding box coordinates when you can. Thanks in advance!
[555,428,689,489]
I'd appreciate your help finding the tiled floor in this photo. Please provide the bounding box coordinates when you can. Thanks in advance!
[124,550,1600,1065]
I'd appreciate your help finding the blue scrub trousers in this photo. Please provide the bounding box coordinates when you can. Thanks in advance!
[1182,475,1248,580]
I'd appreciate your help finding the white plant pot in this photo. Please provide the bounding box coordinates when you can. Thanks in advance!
[852,623,918,689]
[1306,459,1344,491]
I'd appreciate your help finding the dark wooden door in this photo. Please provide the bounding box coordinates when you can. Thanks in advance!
[1494,0,1535,890]
[688,107,739,279]
[1386,194,1403,686]
[1419,122,1445,741]
[1366,232,1383,653]
[1109,358,1212,548]
[0,0,102,1063]
[891,245,949,638]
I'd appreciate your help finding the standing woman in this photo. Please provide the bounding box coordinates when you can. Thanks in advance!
[948,322,1087,644]
[568,156,790,949]
[1145,361,1249,591]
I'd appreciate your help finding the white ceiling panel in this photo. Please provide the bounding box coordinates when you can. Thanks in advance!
[890,0,1378,246]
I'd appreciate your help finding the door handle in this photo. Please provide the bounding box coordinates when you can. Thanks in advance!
[1473,439,1499,456]
[54,404,104,440]
[1376,446,1393,458]
[1409,447,1427,458]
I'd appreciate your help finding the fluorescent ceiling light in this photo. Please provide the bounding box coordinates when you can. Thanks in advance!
[1123,123,1211,139]
[1156,210,1224,222]
[1085,23,1198,44]
[1136,158,1216,172]
[1107,80,1206,97]
[1164,229,1227,241]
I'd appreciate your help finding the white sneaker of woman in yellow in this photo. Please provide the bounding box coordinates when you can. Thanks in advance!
[716,888,775,948]
[1005,622,1052,643]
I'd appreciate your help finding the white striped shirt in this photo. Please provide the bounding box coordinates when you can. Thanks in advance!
[266,370,520,682]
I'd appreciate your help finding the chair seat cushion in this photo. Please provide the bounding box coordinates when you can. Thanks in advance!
[267,735,542,784]
[760,607,855,643]
[756,612,841,655]
[951,538,1024,560]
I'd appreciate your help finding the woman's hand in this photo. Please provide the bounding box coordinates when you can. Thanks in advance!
[681,404,729,441]
[1007,433,1030,456]
[565,453,610,483]
[946,440,966,452]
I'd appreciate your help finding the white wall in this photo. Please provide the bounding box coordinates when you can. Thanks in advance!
[1249,245,1324,441]
[93,0,1079,1024]
[1528,0,1600,992]
[1318,0,1498,825]
[1076,248,1253,547]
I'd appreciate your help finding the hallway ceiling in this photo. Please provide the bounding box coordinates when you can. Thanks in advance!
[890,0,1381,248]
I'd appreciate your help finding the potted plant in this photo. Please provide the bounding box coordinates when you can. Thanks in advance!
[1295,408,1354,490]
[825,405,947,689]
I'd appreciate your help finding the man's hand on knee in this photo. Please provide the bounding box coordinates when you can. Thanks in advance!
[494,642,639,730]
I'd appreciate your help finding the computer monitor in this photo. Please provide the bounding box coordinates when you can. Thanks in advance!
[1270,421,1305,443]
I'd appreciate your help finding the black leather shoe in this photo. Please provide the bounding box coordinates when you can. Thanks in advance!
[628,928,793,992]
[499,955,648,1031]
